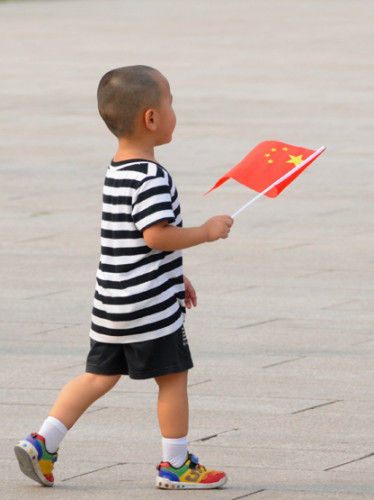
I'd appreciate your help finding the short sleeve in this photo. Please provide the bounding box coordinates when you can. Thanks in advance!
[132,173,175,232]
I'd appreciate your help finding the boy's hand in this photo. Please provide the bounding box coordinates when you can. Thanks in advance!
[184,275,197,309]
[202,215,233,242]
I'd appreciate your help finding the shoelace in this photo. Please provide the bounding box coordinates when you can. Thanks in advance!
[188,455,206,473]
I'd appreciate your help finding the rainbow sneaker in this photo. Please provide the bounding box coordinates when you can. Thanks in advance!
[156,452,227,489]
[14,433,58,487]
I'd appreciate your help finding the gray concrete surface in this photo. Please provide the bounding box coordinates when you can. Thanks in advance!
[1,0,373,498]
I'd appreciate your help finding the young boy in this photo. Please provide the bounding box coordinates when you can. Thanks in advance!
[14,65,233,490]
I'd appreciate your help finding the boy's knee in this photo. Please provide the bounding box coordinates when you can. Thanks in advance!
[84,372,121,391]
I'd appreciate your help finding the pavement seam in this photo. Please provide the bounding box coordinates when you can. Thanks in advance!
[232,489,266,499]
[61,462,128,482]
[292,399,342,414]
[324,452,374,472]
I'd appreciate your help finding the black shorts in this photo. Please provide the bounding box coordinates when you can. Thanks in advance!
[86,326,193,380]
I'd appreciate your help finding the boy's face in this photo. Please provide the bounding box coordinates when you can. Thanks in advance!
[153,74,176,146]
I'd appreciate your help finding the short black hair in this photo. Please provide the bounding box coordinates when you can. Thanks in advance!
[97,65,161,138]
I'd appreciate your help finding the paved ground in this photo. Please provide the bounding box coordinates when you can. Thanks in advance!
[1,0,373,498]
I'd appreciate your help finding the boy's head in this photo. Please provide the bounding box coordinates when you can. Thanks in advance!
[97,65,163,138]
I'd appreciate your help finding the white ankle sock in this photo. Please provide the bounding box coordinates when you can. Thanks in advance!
[38,416,68,453]
[162,436,188,468]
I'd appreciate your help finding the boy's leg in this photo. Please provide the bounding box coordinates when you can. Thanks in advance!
[155,371,189,469]
[49,372,121,429]
[155,370,227,490]
[15,372,120,486]
[155,370,189,439]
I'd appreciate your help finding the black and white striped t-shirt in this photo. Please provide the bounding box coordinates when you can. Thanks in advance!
[90,159,185,344]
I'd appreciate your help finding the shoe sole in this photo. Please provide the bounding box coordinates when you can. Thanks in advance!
[14,441,54,487]
[156,474,227,489]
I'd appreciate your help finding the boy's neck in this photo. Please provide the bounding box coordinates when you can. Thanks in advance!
[113,138,157,163]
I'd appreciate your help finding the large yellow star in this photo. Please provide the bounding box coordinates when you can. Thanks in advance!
[286,154,303,167]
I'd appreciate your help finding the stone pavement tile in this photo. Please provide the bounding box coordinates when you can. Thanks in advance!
[253,493,374,500]
[231,468,374,497]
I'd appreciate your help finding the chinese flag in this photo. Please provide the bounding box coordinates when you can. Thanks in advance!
[206,141,323,198]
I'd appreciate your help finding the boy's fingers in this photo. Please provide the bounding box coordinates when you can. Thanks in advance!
[223,217,233,233]
[220,215,234,228]
[188,289,197,307]
[226,216,234,227]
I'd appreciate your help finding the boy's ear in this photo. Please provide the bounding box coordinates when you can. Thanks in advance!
[144,108,158,131]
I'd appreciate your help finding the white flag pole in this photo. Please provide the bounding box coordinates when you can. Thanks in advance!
[231,146,325,219]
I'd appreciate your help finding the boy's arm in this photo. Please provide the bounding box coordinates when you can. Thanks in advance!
[143,215,233,251]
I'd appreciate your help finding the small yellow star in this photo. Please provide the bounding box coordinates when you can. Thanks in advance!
[271,148,277,152]
[268,159,273,164]
[265,153,271,158]
[282,147,288,151]
[286,154,303,166]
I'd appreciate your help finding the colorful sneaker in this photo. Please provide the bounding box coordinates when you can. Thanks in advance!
[156,452,227,489]
[14,433,58,487]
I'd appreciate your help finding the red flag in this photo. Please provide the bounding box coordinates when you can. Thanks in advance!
[206,141,324,198]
